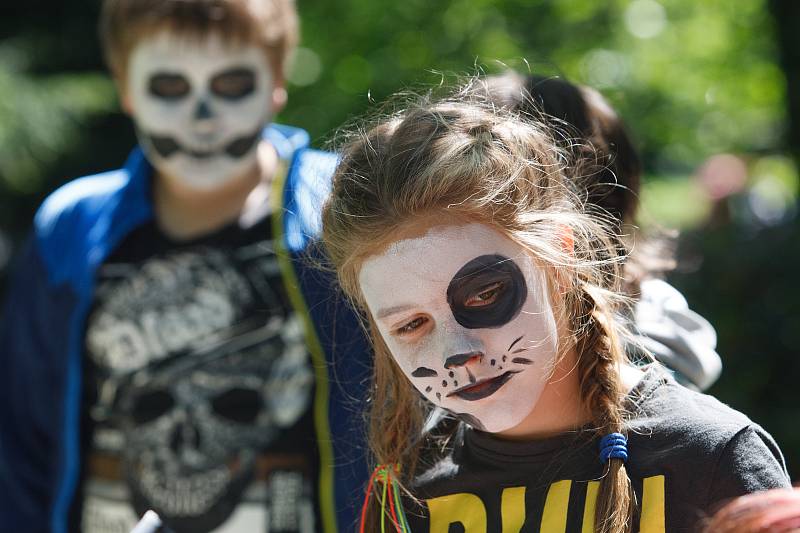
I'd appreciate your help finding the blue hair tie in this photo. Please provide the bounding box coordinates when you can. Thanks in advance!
[599,432,628,464]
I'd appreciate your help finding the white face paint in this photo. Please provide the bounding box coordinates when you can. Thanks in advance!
[127,32,274,190]
[359,223,561,433]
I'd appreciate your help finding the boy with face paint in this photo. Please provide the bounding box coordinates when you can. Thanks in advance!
[0,2,371,533]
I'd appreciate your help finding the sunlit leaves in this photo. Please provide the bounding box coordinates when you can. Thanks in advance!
[0,44,114,193]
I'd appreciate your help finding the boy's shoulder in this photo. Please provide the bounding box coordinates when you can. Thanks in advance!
[35,168,132,236]
[269,123,338,249]
[266,123,337,183]
[30,149,152,284]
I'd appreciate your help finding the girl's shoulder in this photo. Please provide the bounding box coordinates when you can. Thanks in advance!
[627,365,790,506]
[628,364,766,446]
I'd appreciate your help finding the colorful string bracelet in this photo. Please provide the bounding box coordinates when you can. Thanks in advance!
[359,464,411,533]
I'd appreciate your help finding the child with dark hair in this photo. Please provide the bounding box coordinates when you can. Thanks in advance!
[0,1,369,532]
[321,83,789,533]
[484,71,722,392]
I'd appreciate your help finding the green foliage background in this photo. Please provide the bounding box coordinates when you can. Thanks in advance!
[0,0,798,478]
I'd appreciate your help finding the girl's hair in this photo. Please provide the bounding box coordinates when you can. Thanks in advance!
[483,71,641,227]
[321,81,635,533]
[482,71,674,296]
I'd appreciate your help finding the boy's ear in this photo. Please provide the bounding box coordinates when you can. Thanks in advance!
[113,73,135,116]
[271,81,288,115]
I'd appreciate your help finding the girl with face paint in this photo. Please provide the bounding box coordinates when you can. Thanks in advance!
[320,83,790,533]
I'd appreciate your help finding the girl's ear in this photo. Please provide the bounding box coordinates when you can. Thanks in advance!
[546,225,576,300]
[559,225,575,254]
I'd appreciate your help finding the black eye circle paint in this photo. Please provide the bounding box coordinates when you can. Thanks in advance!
[209,67,256,100]
[446,254,527,329]
[148,72,191,100]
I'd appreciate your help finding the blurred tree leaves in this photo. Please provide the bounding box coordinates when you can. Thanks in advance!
[0,0,788,192]
[0,41,114,195]
[286,0,786,180]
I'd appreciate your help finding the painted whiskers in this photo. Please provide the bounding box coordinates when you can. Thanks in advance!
[413,334,534,404]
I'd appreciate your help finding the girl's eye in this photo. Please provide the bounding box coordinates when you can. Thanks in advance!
[465,281,504,307]
[395,316,428,335]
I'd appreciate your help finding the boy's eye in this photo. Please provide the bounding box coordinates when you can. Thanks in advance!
[210,67,256,100]
[395,316,428,335]
[148,73,191,100]
[465,281,504,307]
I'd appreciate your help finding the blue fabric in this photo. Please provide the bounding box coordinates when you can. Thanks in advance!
[599,432,629,463]
[283,147,371,532]
[0,124,369,533]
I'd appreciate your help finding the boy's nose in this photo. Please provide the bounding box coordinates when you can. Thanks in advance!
[192,99,217,135]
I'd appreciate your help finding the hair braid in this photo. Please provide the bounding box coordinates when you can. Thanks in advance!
[575,284,635,533]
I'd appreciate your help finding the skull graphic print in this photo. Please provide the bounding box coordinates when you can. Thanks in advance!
[83,231,315,532]
[126,31,274,190]
[359,223,561,433]
[120,315,309,531]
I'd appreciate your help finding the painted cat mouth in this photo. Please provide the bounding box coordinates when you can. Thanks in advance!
[447,371,519,401]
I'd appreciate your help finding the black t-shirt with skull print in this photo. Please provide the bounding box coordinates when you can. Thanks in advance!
[76,205,318,533]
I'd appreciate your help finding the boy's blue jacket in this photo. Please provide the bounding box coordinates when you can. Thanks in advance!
[0,124,371,533]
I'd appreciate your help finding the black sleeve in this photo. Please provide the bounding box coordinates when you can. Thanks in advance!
[0,235,72,532]
[706,425,791,509]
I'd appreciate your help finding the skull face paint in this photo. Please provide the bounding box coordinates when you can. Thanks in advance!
[127,32,274,190]
[359,223,560,433]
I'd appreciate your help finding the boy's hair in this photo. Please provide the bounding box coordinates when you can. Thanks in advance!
[322,81,636,533]
[100,0,299,79]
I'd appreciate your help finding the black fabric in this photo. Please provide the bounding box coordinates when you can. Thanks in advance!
[404,366,790,533]
[77,210,319,533]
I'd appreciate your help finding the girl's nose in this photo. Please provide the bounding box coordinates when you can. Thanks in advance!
[444,351,483,369]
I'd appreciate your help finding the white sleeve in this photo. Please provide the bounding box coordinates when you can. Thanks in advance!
[633,279,722,391]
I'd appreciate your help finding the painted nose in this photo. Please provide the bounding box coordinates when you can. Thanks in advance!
[440,320,484,369]
[194,99,214,121]
[444,351,484,369]
[193,99,217,136]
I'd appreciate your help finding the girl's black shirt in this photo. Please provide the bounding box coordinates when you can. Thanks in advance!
[404,366,790,533]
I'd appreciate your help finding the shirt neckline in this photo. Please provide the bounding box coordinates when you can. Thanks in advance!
[464,365,670,461]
